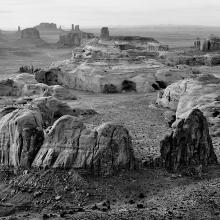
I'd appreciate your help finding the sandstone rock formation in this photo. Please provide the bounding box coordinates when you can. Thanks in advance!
[31,96,78,126]
[43,85,77,100]
[160,109,217,171]
[0,73,76,100]
[0,79,20,96]
[201,35,220,51]
[35,23,58,31]
[165,53,220,66]
[100,27,110,40]
[157,74,220,161]
[31,96,96,126]
[57,30,94,47]
[33,116,135,175]
[21,28,40,40]
[20,28,47,46]
[0,108,44,167]
[75,25,80,32]
[35,68,67,86]
[194,38,201,49]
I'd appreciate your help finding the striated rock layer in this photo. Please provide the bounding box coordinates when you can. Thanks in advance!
[0,105,134,175]
[160,109,217,171]
[0,108,44,168]
[157,74,220,161]
[33,116,135,175]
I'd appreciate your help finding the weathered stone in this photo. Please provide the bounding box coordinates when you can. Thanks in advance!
[0,107,18,119]
[0,108,44,167]
[201,35,220,51]
[43,85,77,100]
[100,27,110,40]
[35,23,58,31]
[0,74,48,97]
[0,79,20,96]
[22,83,49,96]
[21,28,40,40]
[57,31,94,47]
[34,68,65,86]
[75,25,80,32]
[31,96,96,126]
[33,116,135,175]
[31,96,78,126]
[92,123,135,176]
[160,109,217,171]
[157,74,220,161]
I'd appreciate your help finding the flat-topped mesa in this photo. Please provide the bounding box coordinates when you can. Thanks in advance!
[35,22,58,31]
[100,27,110,40]
[21,28,40,40]
[0,103,135,176]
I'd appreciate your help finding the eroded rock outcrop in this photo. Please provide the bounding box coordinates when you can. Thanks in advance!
[35,23,58,31]
[31,96,96,126]
[57,31,94,47]
[43,85,77,100]
[33,116,135,175]
[21,28,40,40]
[0,108,44,167]
[157,74,220,161]
[100,27,110,40]
[0,79,21,96]
[20,28,47,46]
[160,109,217,171]
[165,53,220,66]
[0,73,77,100]
[34,68,67,86]
[201,35,220,52]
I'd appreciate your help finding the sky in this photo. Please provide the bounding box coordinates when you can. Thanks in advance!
[1,0,220,30]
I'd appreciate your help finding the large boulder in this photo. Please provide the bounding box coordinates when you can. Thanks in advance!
[0,108,44,167]
[160,109,217,171]
[157,74,220,161]
[33,116,135,175]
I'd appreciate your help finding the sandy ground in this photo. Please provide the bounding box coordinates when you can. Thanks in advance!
[0,91,219,220]
[0,30,220,219]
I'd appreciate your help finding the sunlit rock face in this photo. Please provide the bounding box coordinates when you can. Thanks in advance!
[0,108,44,168]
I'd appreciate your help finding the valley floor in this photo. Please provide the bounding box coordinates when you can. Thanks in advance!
[0,91,219,219]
